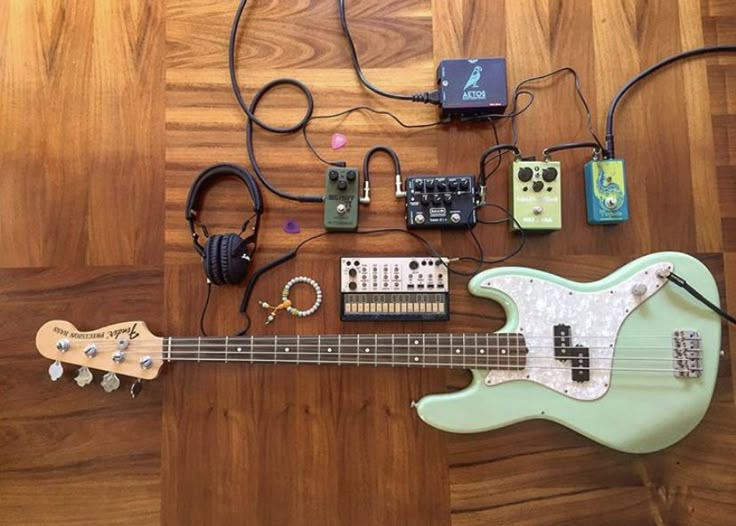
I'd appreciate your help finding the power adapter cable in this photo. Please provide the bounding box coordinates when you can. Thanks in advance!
[338,0,439,105]
[604,45,736,158]
[229,0,323,203]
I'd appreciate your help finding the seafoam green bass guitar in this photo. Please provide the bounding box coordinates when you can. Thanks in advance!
[36,251,723,453]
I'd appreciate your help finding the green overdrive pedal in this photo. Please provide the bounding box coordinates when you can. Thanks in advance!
[584,159,629,224]
[324,166,360,231]
[509,160,562,231]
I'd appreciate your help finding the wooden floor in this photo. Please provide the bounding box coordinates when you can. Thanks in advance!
[1,0,735,524]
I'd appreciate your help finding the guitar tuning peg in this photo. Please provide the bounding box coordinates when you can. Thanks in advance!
[130,379,143,399]
[74,366,93,387]
[48,360,64,381]
[100,371,120,393]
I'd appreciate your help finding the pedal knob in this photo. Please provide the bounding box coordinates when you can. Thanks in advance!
[532,180,544,192]
[460,178,470,190]
[605,196,618,209]
[415,213,426,224]
[437,180,447,191]
[425,179,435,190]
[450,213,461,224]
[533,206,543,215]
[420,194,430,205]
[542,167,558,182]
[443,193,453,204]
[518,167,533,182]
[337,180,348,191]
[413,179,424,192]
[449,179,459,191]
[328,169,339,181]
[346,170,357,181]
[432,194,442,204]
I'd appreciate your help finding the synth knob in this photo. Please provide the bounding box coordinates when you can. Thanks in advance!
[518,167,533,182]
[139,356,153,370]
[112,351,125,364]
[337,180,348,191]
[346,170,357,181]
[56,339,70,353]
[84,344,98,358]
[448,179,459,191]
[542,167,558,182]
[425,179,435,191]
[409,260,419,270]
[443,193,453,204]
[348,281,357,290]
[532,180,544,192]
[348,268,357,277]
[414,213,426,224]
[450,213,461,224]
[328,169,339,181]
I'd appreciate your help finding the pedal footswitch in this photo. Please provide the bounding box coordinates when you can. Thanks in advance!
[340,257,450,321]
[405,175,477,229]
[509,160,561,231]
[584,159,629,224]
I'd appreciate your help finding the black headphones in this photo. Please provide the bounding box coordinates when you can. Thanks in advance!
[185,163,263,285]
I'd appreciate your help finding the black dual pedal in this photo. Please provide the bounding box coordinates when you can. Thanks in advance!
[404,175,478,229]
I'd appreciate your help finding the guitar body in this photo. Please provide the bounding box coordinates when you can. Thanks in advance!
[415,252,722,453]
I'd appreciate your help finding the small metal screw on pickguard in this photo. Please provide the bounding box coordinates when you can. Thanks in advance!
[48,360,64,381]
[101,371,120,392]
[74,366,93,387]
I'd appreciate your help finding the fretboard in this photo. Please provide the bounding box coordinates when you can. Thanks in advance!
[164,333,528,370]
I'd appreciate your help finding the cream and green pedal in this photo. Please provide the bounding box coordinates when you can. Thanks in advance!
[509,160,562,231]
[36,252,722,453]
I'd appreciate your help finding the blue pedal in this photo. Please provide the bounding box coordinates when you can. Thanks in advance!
[584,159,629,224]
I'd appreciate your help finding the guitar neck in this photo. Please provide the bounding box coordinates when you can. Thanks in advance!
[164,333,528,370]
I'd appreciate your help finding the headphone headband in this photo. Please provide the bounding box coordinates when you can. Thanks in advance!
[185,163,263,256]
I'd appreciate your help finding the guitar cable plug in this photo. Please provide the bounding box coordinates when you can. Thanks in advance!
[665,271,736,325]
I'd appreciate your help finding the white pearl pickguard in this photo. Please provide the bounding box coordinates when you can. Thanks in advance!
[479,262,672,400]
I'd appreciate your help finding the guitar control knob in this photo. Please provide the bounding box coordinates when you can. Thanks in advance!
[84,344,98,358]
[337,180,348,191]
[415,213,426,224]
[112,351,125,364]
[542,167,558,182]
[532,180,544,192]
[346,170,357,181]
[449,179,459,191]
[425,179,435,191]
[518,167,533,182]
[450,213,461,224]
[328,170,339,181]
[56,339,70,353]
[443,193,453,204]
[631,283,648,296]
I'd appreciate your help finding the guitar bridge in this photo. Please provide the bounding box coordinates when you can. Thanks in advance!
[673,330,702,378]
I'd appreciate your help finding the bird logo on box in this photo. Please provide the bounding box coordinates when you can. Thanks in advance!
[463,65,483,90]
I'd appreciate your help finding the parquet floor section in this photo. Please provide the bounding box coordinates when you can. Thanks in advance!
[1,1,734,525]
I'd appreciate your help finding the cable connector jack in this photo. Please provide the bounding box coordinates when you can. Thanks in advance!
[394,174,406,198]
[477,184,487,206]
[360,181,371,204]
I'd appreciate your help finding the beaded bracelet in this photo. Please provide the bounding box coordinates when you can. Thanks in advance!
[258,276,323,325]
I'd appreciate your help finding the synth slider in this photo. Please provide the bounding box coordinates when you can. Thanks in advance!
[340,257,450,321]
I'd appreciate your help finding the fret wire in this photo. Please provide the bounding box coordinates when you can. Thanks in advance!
[374,334,378,367]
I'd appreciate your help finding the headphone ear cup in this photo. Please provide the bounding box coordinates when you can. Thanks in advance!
[222,233,249,284]
[205,234,225,285]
